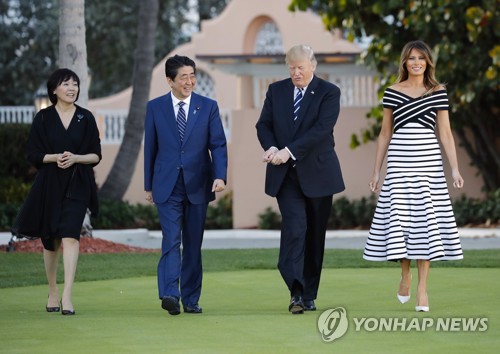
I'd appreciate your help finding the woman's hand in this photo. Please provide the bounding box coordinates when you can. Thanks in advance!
[368,173,380,193]
[57,151,78,169]
[452,169,464,189]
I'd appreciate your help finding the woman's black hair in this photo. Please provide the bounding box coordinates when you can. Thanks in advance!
[47,68,80,104]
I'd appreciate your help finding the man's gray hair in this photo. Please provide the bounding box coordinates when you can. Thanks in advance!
[285,44,317,66]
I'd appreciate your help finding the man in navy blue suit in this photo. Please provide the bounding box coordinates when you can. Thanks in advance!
[144,55,227,315]
[256,45,345,314]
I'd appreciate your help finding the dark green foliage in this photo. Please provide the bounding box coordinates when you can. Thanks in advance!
[258,207,282,230]
[0,124,35,183]
[205,192,233,229]
[453,189,500,226]
[92,199,160,230]
[0,186,233,232]
[256,191,500,229]
[328,195,377,229]
[0,0,58,105]
[91,194,232,231]
[290,0,499,191]
[0,178,31,203]
[0,202,21,231]
[0,0,231,104]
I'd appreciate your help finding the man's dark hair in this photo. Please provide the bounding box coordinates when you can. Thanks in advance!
[165,55,196,80]
[47,68,80,104]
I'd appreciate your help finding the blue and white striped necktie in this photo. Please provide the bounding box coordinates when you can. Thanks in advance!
[293,88,303,121]
[177,101,187,142]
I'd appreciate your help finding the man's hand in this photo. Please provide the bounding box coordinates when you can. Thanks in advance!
[212,179,226,192]
[271,149,291,165]
[262,147,278,163]
[145,191,154,204]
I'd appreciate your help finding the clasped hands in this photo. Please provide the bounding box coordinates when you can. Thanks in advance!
[262,147,290,165]
[57,151,77,169]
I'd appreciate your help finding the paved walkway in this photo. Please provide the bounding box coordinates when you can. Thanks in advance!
[2,228,499,250]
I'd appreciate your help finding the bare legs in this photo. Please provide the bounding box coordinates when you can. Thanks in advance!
[43,238,80,311]
[398,259,412,297]
[397,258,430,311]
[416,260,430,310]
[43,240,61,308]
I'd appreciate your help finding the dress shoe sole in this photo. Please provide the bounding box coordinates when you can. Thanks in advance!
[183,308,202,314]
[289,305,304,314]
[162,297,181,315]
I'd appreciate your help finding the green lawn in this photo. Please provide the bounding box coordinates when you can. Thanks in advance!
[0,268,498,353]
[0,249,498,353]
[1,248,499,288]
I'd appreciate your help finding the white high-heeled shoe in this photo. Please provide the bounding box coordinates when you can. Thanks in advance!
[415,292,429,312]
[397,293,411,304]
[415,306,429,312]
[397,274,411,304]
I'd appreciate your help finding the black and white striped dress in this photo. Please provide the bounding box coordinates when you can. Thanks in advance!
[363,88,463,261]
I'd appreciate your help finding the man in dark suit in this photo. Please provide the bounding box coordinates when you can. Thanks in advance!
[256,44,344,314]
[144,55,227,315]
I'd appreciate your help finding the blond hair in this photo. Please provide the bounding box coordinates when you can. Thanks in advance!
[286,44,317,67]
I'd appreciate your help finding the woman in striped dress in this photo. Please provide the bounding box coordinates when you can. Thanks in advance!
[363,40,464,312]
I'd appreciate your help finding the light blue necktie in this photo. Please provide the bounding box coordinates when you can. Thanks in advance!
[177,101,187,142]
[293,88,303,121]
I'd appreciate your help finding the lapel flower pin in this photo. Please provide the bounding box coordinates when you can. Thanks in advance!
[193,106,200,115]
[77,114,84,122]
[311,91,315,95]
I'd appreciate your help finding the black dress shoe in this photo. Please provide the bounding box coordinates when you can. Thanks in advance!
[161,296,181,315]
[46,305,60,313]
[303,300,316,311]
[288,296,304,314]
[183,304,202,314]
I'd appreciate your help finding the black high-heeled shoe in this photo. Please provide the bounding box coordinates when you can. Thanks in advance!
[46,305,60,312]
[60,301,75,316]
[46,295,60,312]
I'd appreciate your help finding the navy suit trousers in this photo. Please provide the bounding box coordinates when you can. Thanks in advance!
[156,173,208,306]
[276,167,333,300]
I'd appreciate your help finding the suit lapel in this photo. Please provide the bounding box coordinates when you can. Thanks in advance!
[182,92,201,145]
[160,93,181,144]
[283,80,296,136]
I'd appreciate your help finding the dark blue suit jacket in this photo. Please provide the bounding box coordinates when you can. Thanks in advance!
[256,76,345,198]
[144,92,228,204]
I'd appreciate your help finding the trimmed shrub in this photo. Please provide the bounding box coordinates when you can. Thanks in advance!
[0,124,35,182]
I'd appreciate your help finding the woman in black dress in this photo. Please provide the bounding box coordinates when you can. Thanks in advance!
[12,69,101,315]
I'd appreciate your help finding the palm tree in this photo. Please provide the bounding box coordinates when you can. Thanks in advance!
[98,0,159,200]
[58,0,89,107]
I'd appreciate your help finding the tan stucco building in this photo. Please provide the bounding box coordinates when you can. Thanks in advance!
[88,0,484,228]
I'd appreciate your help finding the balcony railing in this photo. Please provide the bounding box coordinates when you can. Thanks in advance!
[0,106,232,144]
[0,106,35,124]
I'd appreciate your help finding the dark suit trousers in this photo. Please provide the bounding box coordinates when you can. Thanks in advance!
[276,166,333,300]
[156,173,208,306]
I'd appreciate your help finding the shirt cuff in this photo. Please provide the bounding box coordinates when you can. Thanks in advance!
[285,147,296,160]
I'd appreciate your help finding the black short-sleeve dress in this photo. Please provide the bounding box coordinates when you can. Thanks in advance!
[363,88,463,261]
[11,105,102,251]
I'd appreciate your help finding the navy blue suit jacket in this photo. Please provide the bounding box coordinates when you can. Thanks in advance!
[256,76,345,198]
[144,92,228,204]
